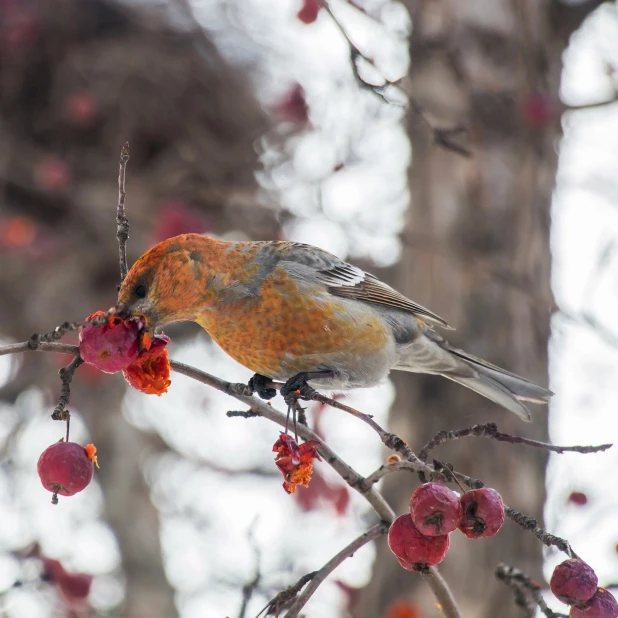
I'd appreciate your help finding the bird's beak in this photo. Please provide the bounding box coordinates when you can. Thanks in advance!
[110,303,130,320]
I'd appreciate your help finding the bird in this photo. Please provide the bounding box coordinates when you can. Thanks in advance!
[116,233,552,420]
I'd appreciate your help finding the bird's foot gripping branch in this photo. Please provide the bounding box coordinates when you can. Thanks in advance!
[2,143,615,618]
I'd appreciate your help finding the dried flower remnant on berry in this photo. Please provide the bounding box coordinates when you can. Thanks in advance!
[273,432,321,494]
[84,444,99,469]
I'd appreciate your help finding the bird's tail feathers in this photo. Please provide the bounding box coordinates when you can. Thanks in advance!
[441,346,552,421]
[395,335,553,421]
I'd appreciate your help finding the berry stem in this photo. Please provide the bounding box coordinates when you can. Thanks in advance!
[52,355,83,421]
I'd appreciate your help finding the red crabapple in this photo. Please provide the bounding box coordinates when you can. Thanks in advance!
[388,514,450,568]
[550,559,598,606]
[570,588,618,618]
[79,311,140,373]
[458,488,505,539]
[409,483,463,536]
[37,442,95,502]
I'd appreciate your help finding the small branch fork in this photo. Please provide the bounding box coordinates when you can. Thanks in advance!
[283,523,389,618]
[496,564,568,618]
[320,0,471,157]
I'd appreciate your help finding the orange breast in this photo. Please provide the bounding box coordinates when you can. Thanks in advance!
[197,267,389,378]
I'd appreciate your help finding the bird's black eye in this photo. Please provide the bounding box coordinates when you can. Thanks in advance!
[134,284,147,299]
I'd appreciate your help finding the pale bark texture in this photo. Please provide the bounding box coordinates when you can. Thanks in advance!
[358,2,602,617]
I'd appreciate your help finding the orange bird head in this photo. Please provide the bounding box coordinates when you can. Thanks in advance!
[116,233,214,331]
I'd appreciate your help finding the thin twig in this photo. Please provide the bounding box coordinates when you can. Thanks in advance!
[363,460,422,488]
[561,309,618,350]
[504,508,580,560]
[26,313,110,352]
[321,0,470,156]
[117,141,131,282]
[227,410,261,419]
[255,572,317,618]
[496,564,568,618]
[27,322,78,350]
[238,522,262,618]
[418,423,611,462]
[0,342,79,357]
[283,523,388,618]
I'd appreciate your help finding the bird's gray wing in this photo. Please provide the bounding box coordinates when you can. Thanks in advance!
[276,242,453,329]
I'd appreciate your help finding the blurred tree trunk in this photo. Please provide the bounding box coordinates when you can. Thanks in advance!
[359,2,601,617]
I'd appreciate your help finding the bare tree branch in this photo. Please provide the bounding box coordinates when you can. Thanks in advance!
[418,423,611,461]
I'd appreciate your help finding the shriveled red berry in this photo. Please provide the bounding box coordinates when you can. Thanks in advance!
[37,442,94,501]
[79,311,140,373]
[388,514,450,568]
[410,483,463,536]
[570,588,618,618]
[458,488,504,539]
[551,559,598,606]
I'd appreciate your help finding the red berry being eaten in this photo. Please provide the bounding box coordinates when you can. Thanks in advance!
[458,487,505,539]
[410,483,463,536]
[550,559,598,606]
[79,310,140,373]
[570,588,618,618]
[388,513,450,568]
[37,441,95,502]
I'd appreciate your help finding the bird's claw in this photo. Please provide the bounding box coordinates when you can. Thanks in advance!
[280,373,317,403]
[248,374,277,400]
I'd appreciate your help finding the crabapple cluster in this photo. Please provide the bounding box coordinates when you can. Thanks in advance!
[37,311,172,504]
[388,482,504,569]
[550,559,618,617]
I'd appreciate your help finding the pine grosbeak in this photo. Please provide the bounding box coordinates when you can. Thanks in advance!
[116,233,552,420]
